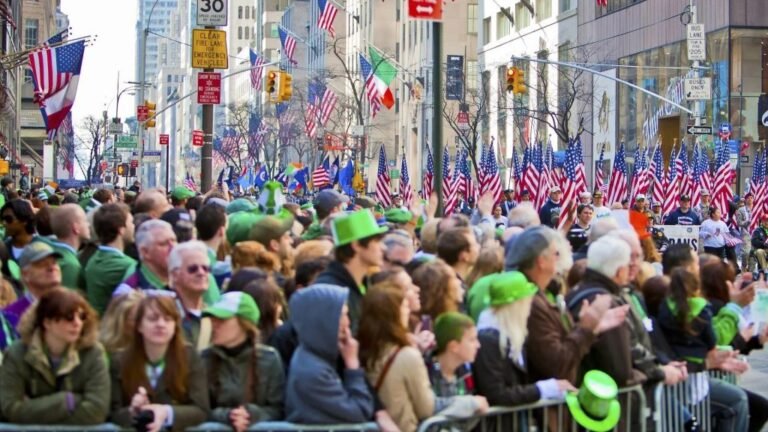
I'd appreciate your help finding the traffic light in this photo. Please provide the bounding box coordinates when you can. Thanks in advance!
[505,67,517,92]
[278,71,293,102]
[266,70,279,97]
[512,68,526,95]
[117,163,128,176]
[144,101,156,128]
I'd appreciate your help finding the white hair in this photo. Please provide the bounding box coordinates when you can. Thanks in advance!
[609,229,641,251]
[135,219,174,250]
[168,240,209,272]
[507,203,540,228]
[588,217,620,243]
[587,236,631,279]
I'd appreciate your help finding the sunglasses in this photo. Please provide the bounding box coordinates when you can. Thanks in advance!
[186,264,210,274]
[63,311,87,322]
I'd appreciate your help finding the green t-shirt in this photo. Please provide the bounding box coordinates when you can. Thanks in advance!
[85,247,137,314]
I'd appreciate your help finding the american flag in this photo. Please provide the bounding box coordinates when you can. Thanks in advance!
[0,0,16,30]
[713,140,733,221]
[461,150,478,203]
[312,156,331,189]
[314,84,337,126]
[29,40,85,139]
[512,145,523,193]
[534,143,548,210]
[540,141,553,196]
[317,0,338,37]
[574,137,588,196]
[559,140,580,229]
[183,173,197,191]
[453,148,465,198]
[58,112,74,178]
[662,145,679,218]
[477,143,487,188]
[750,148,767,233]
[631,145,651,201]
[482,141,502,205]
[305,83,321,138]
[675,143,691,199]
[278,27,297,65]
[359,55,381,118]
[376,146,392,207]
[249,49,265,91]
[595,143,606,193]
[442,148,456,215]
[699,145,712,196]
[691,142,703,208]
[422,148,434,199]
[522,144,540,208]
[400,155,413,207]
[650,144,664,207]
[606,142,628,206]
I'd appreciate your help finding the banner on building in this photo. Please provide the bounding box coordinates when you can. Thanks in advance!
[593,68,616,172]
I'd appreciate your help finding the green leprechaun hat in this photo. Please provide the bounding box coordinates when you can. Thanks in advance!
[331,209,388,247]
[489,271,538,307]
[258,180,286,215]
[565,370,621,432]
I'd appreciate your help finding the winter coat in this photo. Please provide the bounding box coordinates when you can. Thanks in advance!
[538,200,561,229]
[313,261,367,335]
[202,342,285,425]
[565,269,645,386]
[656,297,716,373]
[109,346,210,431]
[285,284,374,424]
[525,290,596,384]
[84,246,136,315]
[752,226,768,250]
[664,208,701,226]
[0,331,110,425]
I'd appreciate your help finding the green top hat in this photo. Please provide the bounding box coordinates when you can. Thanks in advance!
[171,186,195,200]
[565,370,621,432]
[203,291,261,325]
[331,209,388,247]
[489,271,538,307]
[384,208,412,224]
[258,181,286,215]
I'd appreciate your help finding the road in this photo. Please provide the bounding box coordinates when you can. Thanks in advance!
[741,348,768,431]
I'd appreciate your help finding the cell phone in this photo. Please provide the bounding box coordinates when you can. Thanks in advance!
[420,315,433,332]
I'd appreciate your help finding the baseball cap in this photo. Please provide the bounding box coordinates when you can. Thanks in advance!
[592,190,603,197]
[314,190,349,215]
[579,192,591,199]
[18,242,61,269]
[680,194,691,202]
[249,210,295,247]
[652,201,661,207]
[160,208,195,241]
[355,196,377,209]
[635,194,646,201]
[550,186,562,193]
[203,291,261,325]
[701,189,710,196]
[171,186,195,200]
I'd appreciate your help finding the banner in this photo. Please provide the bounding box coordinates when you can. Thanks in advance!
[656,225,700,252]
[593,69,616,175]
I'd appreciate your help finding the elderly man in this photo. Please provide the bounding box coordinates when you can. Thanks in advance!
[169,240,213,349]
[3,243,62,330]
[695,189,712,220]
[382,230,415,269]
[134,189,172,218]
[114,219,177,296]
[578,191,592,205]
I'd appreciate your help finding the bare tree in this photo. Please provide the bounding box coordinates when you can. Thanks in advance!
[442,87,489,176]
[75,115,106,185]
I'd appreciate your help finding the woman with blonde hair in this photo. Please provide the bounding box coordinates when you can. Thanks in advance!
[0,288,110,425]
[201,292,285,431]
[110,296,209,431]
[465,245,503,289]
[99,291,145,354]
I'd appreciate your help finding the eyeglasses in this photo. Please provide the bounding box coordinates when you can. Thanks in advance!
[2,215,15,224]
[63,311,87,322]
[186,264,210,274]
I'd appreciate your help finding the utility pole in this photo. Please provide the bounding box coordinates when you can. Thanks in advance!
[201,25,214,192]
[137,25,148,186]
[432,21,443,214]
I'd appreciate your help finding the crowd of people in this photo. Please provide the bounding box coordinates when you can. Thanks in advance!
[0,176,763,432]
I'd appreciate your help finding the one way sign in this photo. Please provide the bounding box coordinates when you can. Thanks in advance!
[687,125,712,135]
[408,0,442,21]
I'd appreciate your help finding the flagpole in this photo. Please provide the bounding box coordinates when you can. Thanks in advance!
[432,21,444,214]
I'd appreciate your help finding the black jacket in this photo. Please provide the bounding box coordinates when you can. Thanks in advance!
[474,328,540,406]
[656,297,716,373]
[565,269,644,386]
[314,261,366,335]
[538,200,561,228]
[752,227,768,250]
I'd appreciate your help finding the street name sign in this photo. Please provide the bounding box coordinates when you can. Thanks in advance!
[683,78,711,100]
[408,0,442,21]
[143,151,162,163]
[197,72,222,105]
[686,126,712,135]
[197,0,228,27]
[191,29,228,69]
[115,135,138,149]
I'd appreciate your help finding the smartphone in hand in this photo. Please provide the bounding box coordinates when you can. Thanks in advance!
[420,315,433,332]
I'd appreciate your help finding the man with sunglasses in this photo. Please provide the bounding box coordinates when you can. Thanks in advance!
[382,230,415,270]
[169,240,213,348]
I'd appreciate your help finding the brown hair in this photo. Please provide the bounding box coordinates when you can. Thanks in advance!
[412,259,460,321]
[231,241,280,273]
[640,236,661,263]
[93,203,130,244]
[700,259,735,305]
[294,239,334,268]
[437,227,473,266]
[358,284,411,370]
[99,291,144,353]
[18,287,99,349]
[228,270,285,340]
[120,296,190,402]
[466,245,503,288]
[207,317,262,404]
[668,268,702,335]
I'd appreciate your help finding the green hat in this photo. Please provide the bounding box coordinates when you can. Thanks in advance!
[566,370,621,432]
[18,242,62,269]
[249,209,295,247]
[384,208,412,224]
[434,312,475,353]
[203,291,261,325]
[226,210,262,245]
[171,186,195,200]
[489,271,537,307]
[226,198,257,215]
[258,181,286,215]
[300,222,325,241]
[331,210,388,247]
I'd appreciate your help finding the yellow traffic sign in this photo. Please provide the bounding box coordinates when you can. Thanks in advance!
[191,29,228,69]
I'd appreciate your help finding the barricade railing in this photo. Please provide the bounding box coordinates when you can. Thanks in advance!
[653,371,711,432]
[0,425,126,431]
[708,368,739,385]
[187,421,380,431]
[417,385,648,432]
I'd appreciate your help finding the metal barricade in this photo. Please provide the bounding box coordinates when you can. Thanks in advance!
[187,421,380,432]
[653,371,711,432]
[417,385,647,432]
[708,369,739,385]
[0,425,126,432]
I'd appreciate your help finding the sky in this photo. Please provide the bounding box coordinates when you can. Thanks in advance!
[61,0,138,128]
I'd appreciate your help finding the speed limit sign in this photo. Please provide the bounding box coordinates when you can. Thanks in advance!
[197,0,228,26]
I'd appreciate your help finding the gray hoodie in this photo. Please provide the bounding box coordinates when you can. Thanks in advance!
[285,284,375,424]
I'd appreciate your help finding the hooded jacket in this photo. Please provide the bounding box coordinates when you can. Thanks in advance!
[202,342,285,424]
[0,330,110,425]
[285,284,374,424]
[314,261,367,335]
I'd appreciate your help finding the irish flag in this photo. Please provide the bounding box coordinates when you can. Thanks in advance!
[368,47,396,109]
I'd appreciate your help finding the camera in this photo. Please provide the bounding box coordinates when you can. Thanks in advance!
[132,410,155,432]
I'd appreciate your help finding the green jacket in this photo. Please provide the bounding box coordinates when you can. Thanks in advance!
[712,302,742,346]
[0,332,110,425]
[32,236,84,291]
[109,345,210,431]
[202,342,285,425]
[85,246,137,315]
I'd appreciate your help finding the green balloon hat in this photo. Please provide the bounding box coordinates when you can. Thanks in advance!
[565,370,622,432]
[258,180,286,215]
